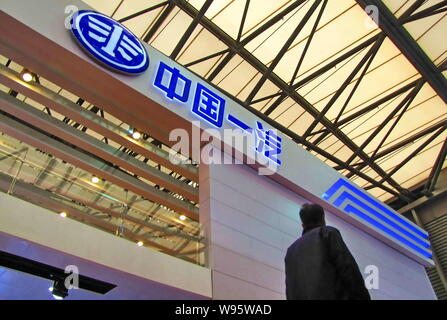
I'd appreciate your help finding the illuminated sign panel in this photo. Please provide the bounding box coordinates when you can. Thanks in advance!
[70,10,282,166]
[70,10,149,74]
[153,61,282,166]
[66,10,431,265]
[323,178,432,259]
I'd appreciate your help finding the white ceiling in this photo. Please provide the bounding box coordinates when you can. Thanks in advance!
[79,0,447,203]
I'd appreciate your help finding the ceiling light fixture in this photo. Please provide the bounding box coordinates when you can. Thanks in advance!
[49,280,68,300]
[91,176,100,184]
[20,69,34,82]
[131,131,141,140]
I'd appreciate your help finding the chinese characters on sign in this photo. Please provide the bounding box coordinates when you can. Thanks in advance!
[192,83,226,128]
[153,61,282,166]
[255,122,282,166]
[153,62,190,102]
[70,10,281,167]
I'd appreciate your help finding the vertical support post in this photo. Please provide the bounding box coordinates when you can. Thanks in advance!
[7,148,27,195]
[411,209,447,296]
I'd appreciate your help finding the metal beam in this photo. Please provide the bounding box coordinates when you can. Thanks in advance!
[205,0,308,81]
[236,0,250,42]
[290,34,381,91]
[371,120,446,160]
[378,126,445,182]
[0,110,199,220]
[259,0,327,116]
[336,78,422,127]
[411,208,447,295]
[237,0,308,46]
[143,2,176,43]
[309,36,386,146]
[341,121,447,173]
[345,79,425,167]
[290,0,327,84]
[302,34,386,140]
[63,193,200,242]
[401,0,447,24]
[425,137,447,193]
[288,1,439,96]
[398,184,447,214]
[245,0,324,104]
[184,48,229,68]
[117,1,169,23]
[355,0,447,104]
[206,50,236,82]
[170,0,213,60]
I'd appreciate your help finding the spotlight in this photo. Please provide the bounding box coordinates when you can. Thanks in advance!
[21,69,34,82]
[131,131,141,140]
[179,215,186,221]
[91,176,100,184]
[49,280,68,300]
[59,212,67,218]
[137,241,143,247]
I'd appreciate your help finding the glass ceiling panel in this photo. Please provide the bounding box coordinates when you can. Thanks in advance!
[383,0,447,76]
[407,13,447,63]
[82,0,122,16]
[57,0,447,203]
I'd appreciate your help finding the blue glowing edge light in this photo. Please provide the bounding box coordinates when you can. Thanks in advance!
[322,178,432,259]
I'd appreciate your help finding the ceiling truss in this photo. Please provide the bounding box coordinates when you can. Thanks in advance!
[113,0,447,205]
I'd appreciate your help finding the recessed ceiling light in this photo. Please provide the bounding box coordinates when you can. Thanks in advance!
[59,212,67,218]
[132,131,141,140]
[91,176,100,184]
[179,215,186,221]
[137,241,143,247]
[21,69,34,82]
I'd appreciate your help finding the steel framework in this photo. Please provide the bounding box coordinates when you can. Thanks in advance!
[114,0,447,203]
[4,0,446,206]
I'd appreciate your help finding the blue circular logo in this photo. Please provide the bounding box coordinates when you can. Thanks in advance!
[70,10,149,74]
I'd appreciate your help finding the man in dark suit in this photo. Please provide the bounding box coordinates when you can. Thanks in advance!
[285,203,371,300]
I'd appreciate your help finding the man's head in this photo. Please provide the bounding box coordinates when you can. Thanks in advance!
[299,203,326,229]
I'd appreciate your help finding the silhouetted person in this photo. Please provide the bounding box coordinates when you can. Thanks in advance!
[285,203,371,300]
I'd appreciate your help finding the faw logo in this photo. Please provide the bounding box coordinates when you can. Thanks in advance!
[70,10,149,74]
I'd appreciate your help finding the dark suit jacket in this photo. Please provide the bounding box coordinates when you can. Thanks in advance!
[285,225,371,300]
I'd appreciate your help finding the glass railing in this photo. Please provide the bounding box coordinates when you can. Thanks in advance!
[0,132,204,266]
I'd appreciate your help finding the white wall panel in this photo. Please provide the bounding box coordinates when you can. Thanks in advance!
[201,148,436,300]
[0,192,212,298]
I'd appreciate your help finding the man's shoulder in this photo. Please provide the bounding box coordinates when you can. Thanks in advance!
[286,238,299,252]
[286,226,341,251]
[321,225,340,233]
[285,236,303,258]
[317,225,342,240]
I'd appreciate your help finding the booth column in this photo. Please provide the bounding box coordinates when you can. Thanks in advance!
[199,147,436,300]
[199,147,305,300]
